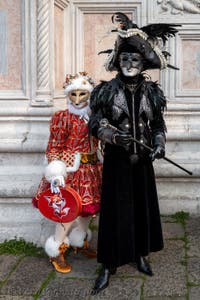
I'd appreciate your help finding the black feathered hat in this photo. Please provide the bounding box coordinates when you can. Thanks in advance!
[100,12,180,71]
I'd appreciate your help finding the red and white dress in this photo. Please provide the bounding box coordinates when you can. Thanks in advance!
[33,109,102,217]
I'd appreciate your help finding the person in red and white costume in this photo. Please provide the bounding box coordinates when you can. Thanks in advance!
[32,72,102,273]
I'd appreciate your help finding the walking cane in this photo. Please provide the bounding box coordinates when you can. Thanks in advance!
[100,119,193,176]
[130,136,193,176]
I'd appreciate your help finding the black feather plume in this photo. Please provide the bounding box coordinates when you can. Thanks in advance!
[98,49,113,55]
[167,64,179,70]
[162,51,171,58]
[111,12,138,30]
[141,24,181,44]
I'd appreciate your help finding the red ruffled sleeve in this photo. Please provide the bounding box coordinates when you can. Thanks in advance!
[46,110,69,163]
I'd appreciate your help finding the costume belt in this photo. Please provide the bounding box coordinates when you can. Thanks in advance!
[80,152,98,165]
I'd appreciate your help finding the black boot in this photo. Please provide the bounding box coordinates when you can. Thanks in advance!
[91,265,117,295]
[137,257,153,276]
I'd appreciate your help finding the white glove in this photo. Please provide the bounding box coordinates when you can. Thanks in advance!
[50,175,65,194]
[45,160,67,194]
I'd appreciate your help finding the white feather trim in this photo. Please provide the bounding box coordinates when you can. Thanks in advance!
[86,228,92,242]
[67,100,91,120]
[45,235,61,257]
[63,236,70,246]
[68,227,86,248]
[66,152,81,173]
[64,76,93,95]
[45,160,67,182]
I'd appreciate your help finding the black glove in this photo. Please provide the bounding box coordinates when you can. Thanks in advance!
[97,119,133,147]
[150,134,165,161]
[112,132,133,147]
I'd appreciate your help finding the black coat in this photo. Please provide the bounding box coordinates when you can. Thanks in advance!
[89,74,165,268]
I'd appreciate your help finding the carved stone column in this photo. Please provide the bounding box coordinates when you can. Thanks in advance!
[32,0,54,106]
[54,0,69,9]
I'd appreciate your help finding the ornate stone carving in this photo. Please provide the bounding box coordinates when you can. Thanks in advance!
[37,0,50,90]
[33,0,53,106]
[157,0,200,14]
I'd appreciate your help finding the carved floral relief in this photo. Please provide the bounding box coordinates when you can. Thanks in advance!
[157,0,200,14]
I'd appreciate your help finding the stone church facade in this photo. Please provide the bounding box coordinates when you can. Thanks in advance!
[0,0,200,245]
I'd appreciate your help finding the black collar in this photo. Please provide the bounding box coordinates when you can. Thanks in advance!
[115,73,145,92]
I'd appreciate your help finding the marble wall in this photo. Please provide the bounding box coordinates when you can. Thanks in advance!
[0,10,7,75]
[182,40,200,90]
[0,0,200,246]
[84,13,118,82]
[0,0,22,90]
[54,5,65,91]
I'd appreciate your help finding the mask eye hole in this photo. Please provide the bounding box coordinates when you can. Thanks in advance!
[80,92,86,96]
[132,58,139,62]
[71,92,76,96]
[121,57,128,61]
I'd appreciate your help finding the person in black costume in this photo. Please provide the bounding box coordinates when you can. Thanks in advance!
[88,13,180,295]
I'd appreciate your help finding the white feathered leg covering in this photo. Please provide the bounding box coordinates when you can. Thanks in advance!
[68,216,92,248]
[45,221,73,257]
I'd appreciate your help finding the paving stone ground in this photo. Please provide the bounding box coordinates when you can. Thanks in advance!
[0,216,200,300]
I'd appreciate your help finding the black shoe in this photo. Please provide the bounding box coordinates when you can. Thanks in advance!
[109,267,117,275]
[137,257,153,276]
[91,265,117,295]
